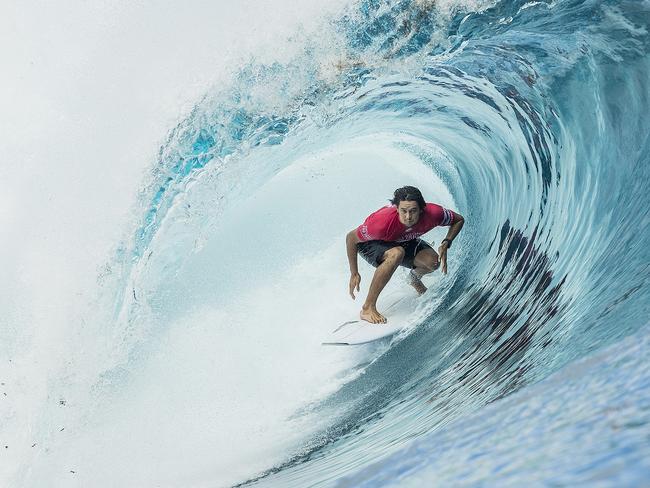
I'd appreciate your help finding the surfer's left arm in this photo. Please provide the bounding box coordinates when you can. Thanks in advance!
[438,212,464,274]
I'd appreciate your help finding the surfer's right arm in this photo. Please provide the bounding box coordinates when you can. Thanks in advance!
[346,230,361,299]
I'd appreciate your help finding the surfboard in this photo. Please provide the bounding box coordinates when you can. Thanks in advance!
[323,289,419,346]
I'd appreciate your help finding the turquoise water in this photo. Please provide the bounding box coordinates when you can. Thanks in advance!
[5,0,650,486]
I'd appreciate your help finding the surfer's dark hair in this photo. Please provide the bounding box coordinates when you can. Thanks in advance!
[391,186,426,210]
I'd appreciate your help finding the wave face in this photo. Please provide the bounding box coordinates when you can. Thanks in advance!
[10,0,650,486]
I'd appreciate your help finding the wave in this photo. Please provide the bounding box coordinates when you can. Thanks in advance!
[9,0,650,486]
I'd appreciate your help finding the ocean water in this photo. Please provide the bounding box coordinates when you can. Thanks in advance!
[2,0,649,487]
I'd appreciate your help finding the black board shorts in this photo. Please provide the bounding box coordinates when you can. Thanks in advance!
[357,238,433,269]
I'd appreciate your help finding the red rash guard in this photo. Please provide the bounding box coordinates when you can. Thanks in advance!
[356,203,458,243]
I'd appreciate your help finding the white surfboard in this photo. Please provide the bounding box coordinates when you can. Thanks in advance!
[323,289,419,346]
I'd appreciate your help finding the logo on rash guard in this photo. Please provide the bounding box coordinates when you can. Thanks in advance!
[360,225,372,240]
[399,231,422,241]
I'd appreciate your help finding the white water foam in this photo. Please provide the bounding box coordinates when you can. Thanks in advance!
[1,1,348,485]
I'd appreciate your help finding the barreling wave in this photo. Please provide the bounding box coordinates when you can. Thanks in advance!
[87,0,650,486]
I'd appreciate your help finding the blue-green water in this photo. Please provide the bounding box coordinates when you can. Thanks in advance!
[7,0,650,486]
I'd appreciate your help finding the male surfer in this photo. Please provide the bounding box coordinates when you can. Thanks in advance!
[346,186,464,324]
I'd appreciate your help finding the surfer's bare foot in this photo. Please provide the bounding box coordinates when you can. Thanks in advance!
[360,304,387,324]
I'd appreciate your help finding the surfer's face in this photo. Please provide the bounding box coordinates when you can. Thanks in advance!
[397,200,421,227]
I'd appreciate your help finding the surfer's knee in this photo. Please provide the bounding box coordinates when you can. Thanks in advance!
[413,249,440,274]
[415,254,439,273]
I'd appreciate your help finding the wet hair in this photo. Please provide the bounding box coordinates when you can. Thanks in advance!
[391,186,426,210]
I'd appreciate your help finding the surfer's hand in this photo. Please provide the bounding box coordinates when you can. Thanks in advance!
[349,273,361,299]
[438,243,448,274]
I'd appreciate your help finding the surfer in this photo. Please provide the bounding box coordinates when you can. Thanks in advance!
[346,186,464,324]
